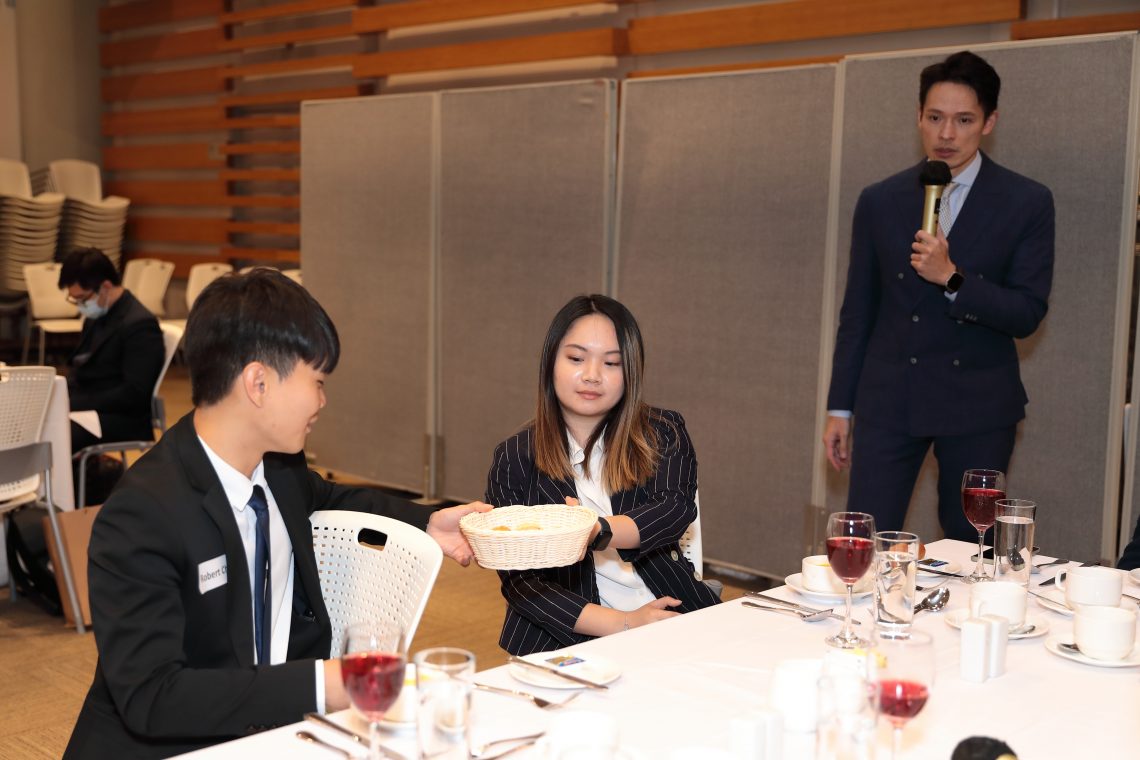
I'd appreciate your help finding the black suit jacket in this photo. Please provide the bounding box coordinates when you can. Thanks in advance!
[63,413,431,759]
[828,154,1054,437]
[485,408,720,656]
[68,289,165,443]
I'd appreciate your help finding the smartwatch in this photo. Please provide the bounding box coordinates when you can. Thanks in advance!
[590,517,613,552]
[945,268,965,294]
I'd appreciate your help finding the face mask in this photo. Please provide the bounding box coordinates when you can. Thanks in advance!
[76,297,108,320]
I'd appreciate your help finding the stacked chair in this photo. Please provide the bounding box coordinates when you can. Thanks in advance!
[47,160,129,267]
[0,159,64,295]
[122,258,175,317]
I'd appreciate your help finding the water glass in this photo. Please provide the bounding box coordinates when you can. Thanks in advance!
[993,499,1036,587]
[416,647,475,759]
[872,531,919,637]
[816,672,877,760]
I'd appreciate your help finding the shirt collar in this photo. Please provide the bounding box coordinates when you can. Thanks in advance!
[951,151,983,189]
[197,435,267,513]
[566,430,604,468]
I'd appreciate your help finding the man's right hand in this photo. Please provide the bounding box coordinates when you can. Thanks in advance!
[323,659,348,712]
[823,415,851,471]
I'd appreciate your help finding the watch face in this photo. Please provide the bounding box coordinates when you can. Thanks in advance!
[947,272,964,293]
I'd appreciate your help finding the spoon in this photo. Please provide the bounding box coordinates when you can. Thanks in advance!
[1034,557,1070,569]
[1009,623,1036,636]
[296,730,356,759]
[913,587,950,615]
[1059,642,1082,656]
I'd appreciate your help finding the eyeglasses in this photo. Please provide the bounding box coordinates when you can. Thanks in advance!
[65,290,97,306]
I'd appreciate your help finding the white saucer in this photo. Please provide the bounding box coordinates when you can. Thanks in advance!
[1044,636,1140,668]
[916,558,961,577]
[784,573,872,604]
[508,652,621,690]
[1033,590,1138,617]
[1129,568,1140,585]
[944,609,1049,639]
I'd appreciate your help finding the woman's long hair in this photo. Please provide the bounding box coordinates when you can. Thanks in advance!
[533,295,659,493]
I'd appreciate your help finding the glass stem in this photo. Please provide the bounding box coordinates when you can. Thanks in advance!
[892,726,903,760]
[370,720,381,760]
[843,583,854,639]
[975,529,986,577]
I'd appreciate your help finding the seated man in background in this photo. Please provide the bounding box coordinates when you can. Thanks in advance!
[64,268,490,759]
[59,247,165,453]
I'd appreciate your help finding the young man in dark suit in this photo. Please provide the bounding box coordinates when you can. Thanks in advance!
[59,247,166,452]
[64,268,490,759]
[823,51,1055,540]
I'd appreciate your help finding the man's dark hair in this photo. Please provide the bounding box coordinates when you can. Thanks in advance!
[184,268,339,406]
[58,247,121,290]
[919,50,1001,118]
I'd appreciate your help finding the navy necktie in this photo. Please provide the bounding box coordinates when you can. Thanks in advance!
[247,485,272,665]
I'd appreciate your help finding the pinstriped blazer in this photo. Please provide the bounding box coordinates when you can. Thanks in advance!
[484,408,720,656]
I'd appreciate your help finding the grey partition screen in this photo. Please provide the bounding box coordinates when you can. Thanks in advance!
[616,66,838,578]
[438,80,616,501]
[301,93,435,492]
[826,35,1140,560]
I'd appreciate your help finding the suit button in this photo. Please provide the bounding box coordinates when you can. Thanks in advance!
[953,359,960,367]
[897,272,905,280]
[979,274,985,279]
[957,320,964,325]
[693,570,703,581]
[670,550,680,561]
[912,315,919,322]
[910,357,917,365]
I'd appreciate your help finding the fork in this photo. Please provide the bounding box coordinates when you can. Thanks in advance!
[471,733,545,759]
[473,682,581,709]
[743,600,832,622]
[1033,557,1070,569]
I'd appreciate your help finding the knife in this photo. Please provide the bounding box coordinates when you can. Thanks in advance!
[914,565,966,579]
[304,713,408,760]
[1038,561,1098,587]
[507,656,609,690]
[744,591,861,625]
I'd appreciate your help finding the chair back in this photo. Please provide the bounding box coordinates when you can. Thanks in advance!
[123,258,174,317]
[281,269,303,286]
[0,158,32,198]
[23,263,79,320]
[678,490,704,571]
[151,323,184,432]
[47,159,103,203]
[185,263,233,309]
[310,509,444,657]
[0,367,56,502]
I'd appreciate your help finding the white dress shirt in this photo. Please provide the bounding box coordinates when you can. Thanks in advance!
[569,433,656,612]
[198,437,326,711]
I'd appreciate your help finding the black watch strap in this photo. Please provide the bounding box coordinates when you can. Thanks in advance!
[945,268,965,294]
[590,517,612,552]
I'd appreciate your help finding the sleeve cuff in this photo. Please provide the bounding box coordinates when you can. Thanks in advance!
[827,410,853,419]
[314,660,326,713]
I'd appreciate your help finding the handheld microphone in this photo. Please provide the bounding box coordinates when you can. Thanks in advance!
[919,160,952,235]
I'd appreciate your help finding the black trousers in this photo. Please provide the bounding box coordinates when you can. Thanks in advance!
[846,418,1018,543]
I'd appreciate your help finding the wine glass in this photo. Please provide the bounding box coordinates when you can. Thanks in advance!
[961,469,1006,583]
[825,511,876,649]
[342,621,407,760]
[870,630,934,760]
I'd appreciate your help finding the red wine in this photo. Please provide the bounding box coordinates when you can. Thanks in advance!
[878,679,929,726]
[342,651,405,720]
[962,487,1004,530]
[826,536,874,584]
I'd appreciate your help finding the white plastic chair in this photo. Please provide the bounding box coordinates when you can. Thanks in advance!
[281,268,303,286]
[678,491,722,598]
[74,322,184,507]
[47,160,103,204]
[122,258,174,317]
[0,158,33,197]
[310,509,444,657]
[22,263,83,364]
[162,262,233,335]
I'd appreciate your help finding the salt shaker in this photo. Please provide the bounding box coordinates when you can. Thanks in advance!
[980,613,1009,677]
[960,617,990,682]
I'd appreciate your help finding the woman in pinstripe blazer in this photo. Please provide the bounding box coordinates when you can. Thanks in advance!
[485,295,720,656]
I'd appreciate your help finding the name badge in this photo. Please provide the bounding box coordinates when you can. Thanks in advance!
[198,554,227,594]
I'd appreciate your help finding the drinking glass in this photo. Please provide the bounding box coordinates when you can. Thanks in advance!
[816,672,877,760]
[416,647,475,759]
[960,469,1005,583]
[872,531,919,637]
[825,511,876,649]
[993,499,1036,587]
[869,630,934,760]
[342,621,407,760]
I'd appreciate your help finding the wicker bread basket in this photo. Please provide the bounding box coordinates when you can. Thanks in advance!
[460,504,597,571]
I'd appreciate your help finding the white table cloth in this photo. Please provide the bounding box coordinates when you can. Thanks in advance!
[176,539,1139,758]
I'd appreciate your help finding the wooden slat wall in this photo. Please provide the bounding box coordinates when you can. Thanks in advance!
[95,0,1122,301]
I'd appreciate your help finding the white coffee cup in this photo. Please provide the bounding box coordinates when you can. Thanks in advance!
[770,658,822,733]
[969,581,1027,627]
[1055,566,1123,608]
[802,555,871,594]
[1073,605,1137,661]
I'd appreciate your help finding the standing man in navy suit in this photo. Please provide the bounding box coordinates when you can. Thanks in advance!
[823,51,1054,541]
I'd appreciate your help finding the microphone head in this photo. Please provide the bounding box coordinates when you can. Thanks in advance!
[919,160,952,187]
